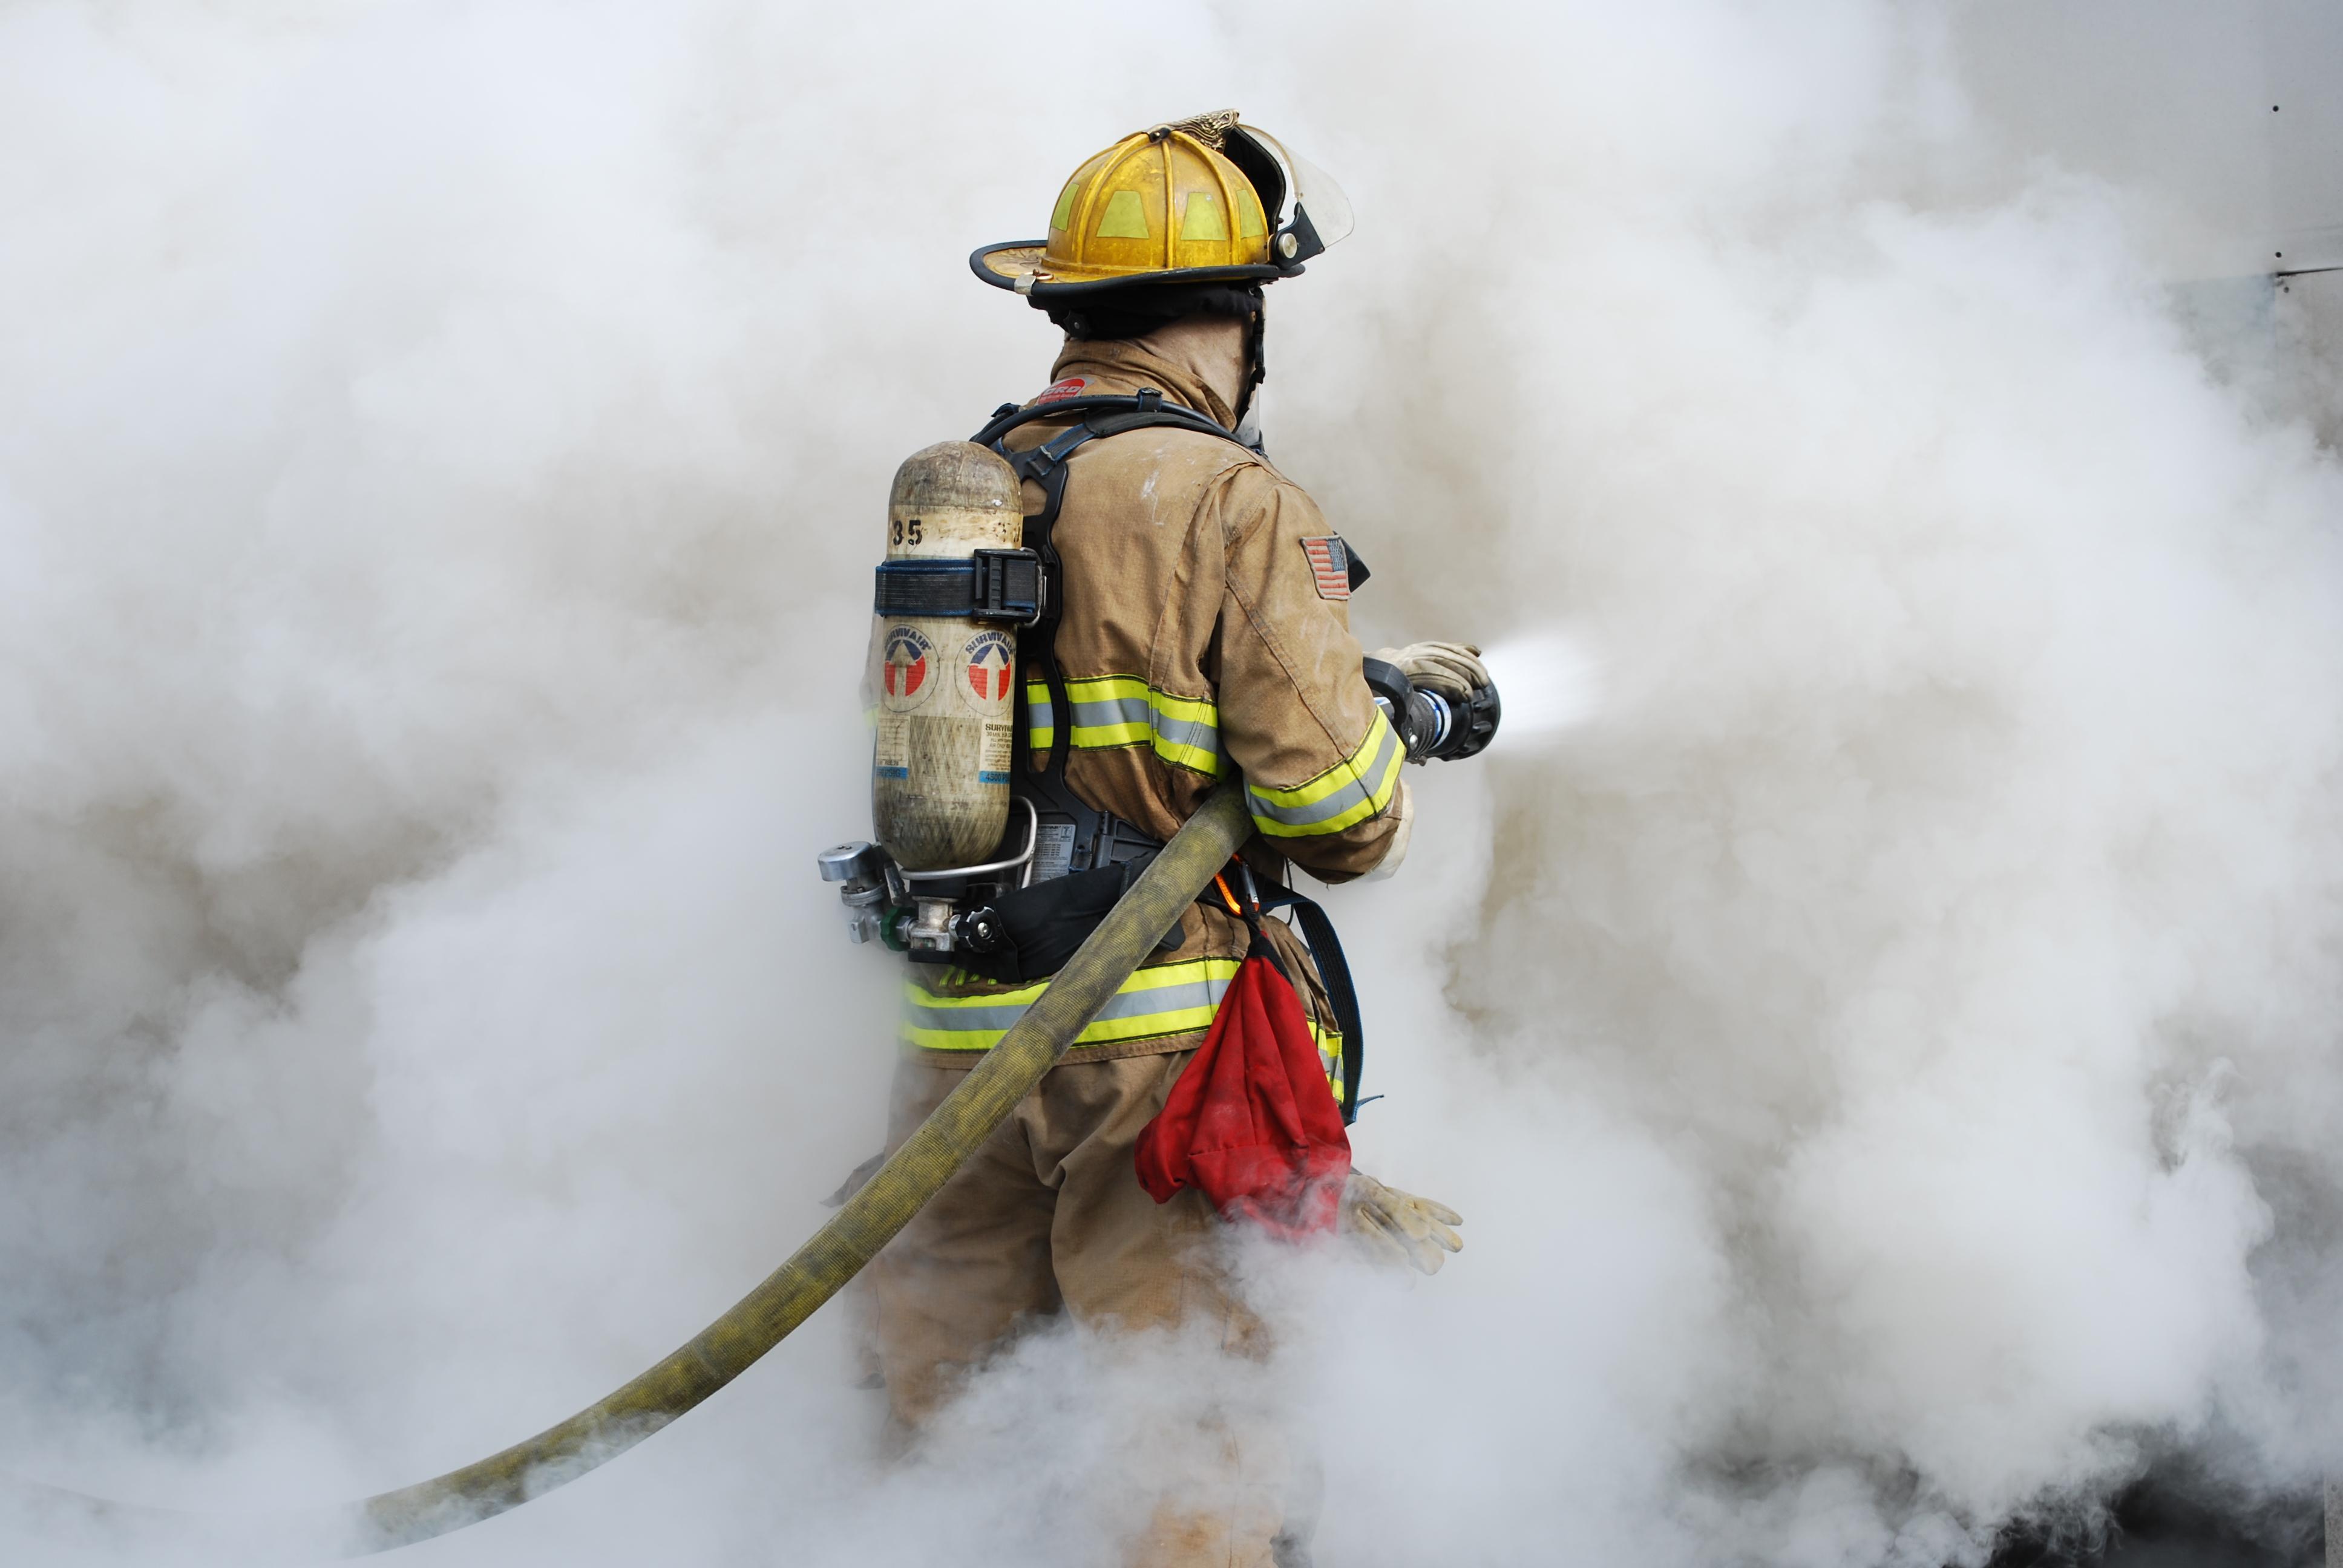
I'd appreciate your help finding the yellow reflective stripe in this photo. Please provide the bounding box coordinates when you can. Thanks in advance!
[1064,676,1149,696]
[1066,675,1152,748]
[1250,710,1395,808]
[1311,1020,1342,1093]
[1145,688,1222,776]
[1021,675,1222,778]
[1024,681,1055,750]
[1245,711,1403,838]
[1147,689,1216,722]
[909,961,1345,1105]
[902,956,1244,1051]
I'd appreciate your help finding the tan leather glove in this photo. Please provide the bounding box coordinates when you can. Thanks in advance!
[1369,641,1490,704]
[1340,1172,1464,1275]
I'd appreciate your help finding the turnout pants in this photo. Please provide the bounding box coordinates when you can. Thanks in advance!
[868,1048,1292,1568]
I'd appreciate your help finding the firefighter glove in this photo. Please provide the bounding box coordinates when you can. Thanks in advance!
[1340,1172,1464,1274]
[1370,641,1489,705]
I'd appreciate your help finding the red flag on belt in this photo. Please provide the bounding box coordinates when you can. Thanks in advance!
[1133,935,1352,1239]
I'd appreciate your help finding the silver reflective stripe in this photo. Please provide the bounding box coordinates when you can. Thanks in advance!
[1245,720,1403,829]
[903,998,1029,1034]
[1153,709,1219,758]
[1067,691,1150,730]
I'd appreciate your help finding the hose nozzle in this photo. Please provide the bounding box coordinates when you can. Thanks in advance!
[1363,656,1501,763]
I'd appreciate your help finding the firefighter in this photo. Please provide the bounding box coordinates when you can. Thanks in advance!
[866,113,1478,1568]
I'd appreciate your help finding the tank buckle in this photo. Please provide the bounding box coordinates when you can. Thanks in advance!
[971,547,1047,624]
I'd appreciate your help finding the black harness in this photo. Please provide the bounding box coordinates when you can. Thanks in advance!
[973,392,1230,876]
[954,391,1373,1123]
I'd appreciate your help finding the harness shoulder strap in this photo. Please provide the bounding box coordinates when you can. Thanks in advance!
[969,389,1242,454]
[969,390,1254,798]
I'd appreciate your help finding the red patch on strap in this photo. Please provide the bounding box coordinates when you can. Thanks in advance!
[1031,376,1088,407]
[1300,536,1352,601]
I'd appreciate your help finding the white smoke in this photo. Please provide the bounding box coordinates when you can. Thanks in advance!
[5,2,2343,1565]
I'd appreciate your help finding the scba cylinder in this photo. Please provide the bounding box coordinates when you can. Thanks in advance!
[868,441,1026,871]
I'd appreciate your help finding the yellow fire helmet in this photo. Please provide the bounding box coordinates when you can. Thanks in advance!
[971,109,1354,301]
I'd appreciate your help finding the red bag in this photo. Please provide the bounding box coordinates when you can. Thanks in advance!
[1133,943,1352,1238]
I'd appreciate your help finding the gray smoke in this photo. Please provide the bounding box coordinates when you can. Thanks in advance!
[7,2,2343,1564]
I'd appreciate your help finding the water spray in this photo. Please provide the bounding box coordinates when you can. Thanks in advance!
[1478,632,1601,753]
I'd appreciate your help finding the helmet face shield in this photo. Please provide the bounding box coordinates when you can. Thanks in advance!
[1230,125,1355,258]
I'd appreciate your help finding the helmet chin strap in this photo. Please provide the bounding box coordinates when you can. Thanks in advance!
[1234,297,1267,444]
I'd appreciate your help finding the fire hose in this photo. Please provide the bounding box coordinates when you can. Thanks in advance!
[12,782,1255,1558]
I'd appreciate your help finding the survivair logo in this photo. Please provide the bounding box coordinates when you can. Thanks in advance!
[880,626,934,711]
[1032,376,1088,406]
[962,630,1015,710]
[1299,536,1351,601]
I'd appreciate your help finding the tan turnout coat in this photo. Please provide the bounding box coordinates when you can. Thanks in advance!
[902,336,1408,1070]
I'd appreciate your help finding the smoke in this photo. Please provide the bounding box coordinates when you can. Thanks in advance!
[5,1,2343,1564]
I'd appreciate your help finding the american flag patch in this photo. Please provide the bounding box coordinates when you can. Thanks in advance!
[1300,535,1352,601]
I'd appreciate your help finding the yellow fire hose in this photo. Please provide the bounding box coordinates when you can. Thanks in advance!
[0,782,1253,1557]
[347,782,1254,1552]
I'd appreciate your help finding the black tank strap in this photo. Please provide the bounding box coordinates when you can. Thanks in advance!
[1254,885,1368,1125]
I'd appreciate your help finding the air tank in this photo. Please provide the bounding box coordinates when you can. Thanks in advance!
[868,441,1024,870]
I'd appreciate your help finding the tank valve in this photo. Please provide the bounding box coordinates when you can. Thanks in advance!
[817,842,892,944]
